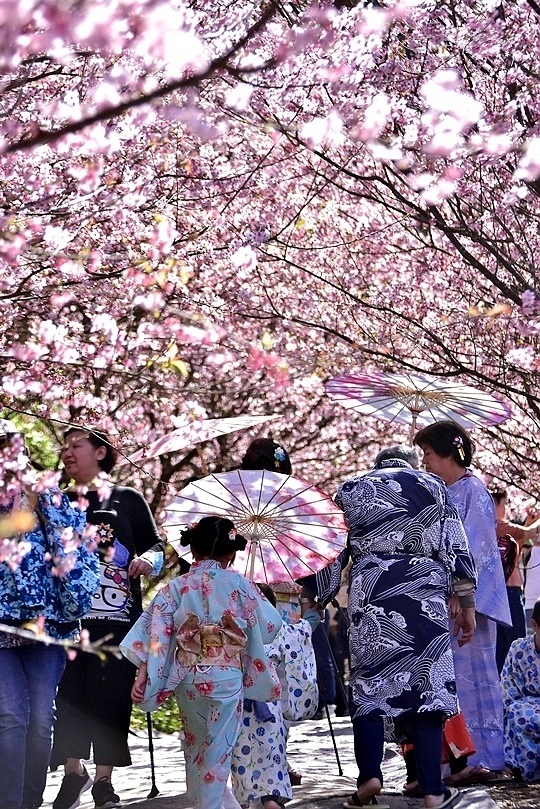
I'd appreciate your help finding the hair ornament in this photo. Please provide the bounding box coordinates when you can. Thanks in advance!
[453,435,465,461]
[274,446,287,463]
[228,528,237,542]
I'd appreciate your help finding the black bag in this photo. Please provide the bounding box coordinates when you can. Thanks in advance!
[498,533,519,582]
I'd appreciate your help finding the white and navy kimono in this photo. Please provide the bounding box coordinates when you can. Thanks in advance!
[315,460,476,739]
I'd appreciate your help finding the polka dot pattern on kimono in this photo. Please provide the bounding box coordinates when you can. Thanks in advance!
[502,635,540,783]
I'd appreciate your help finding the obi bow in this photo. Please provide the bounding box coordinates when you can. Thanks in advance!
[175,612,247,666]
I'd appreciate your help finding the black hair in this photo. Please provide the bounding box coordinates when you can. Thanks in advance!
[374,445,420,469]
[256,582,277,608]
[532,598,540,625]
[413,420,474,468]
[241,437,292,475]
[63,426,119,473]
[179,516,247,559]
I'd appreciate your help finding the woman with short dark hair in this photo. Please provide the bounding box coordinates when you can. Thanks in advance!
[51,427,165,809]
[414,419,510,784]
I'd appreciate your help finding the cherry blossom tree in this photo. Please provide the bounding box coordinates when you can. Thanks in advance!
[2,0,540,521]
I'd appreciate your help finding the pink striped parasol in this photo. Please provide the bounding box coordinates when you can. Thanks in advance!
[325,371,511,443]
[119,414,279,471]
[163,469,348,583]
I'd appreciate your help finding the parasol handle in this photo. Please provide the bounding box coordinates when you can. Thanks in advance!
[195,444,209,476]
[248,532,259,580]
[409,413,418,445]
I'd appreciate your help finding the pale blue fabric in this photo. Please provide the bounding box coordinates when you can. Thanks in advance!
[138,549,164,577]
[448,473,509,770]
[449,473,511,625]
[121,560,282,809]
[120,560,282,711]
[177,669,244,809]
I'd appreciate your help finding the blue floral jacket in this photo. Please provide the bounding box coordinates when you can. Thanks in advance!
[0,489,100,639]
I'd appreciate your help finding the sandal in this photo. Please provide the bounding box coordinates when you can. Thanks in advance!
[444,765,499,787]
[342,795,391,808]
[434,787,460,808]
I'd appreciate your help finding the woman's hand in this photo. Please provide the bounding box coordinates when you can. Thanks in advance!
[128,557,153,577]
[453,607,476,647]
[131,662,148,703]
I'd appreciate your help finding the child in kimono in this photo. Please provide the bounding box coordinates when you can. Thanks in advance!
[230,583,320,809]
[501,597,540,783]
[120,516,282,809]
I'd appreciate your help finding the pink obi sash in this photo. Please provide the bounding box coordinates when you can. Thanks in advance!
[175,613,247,668]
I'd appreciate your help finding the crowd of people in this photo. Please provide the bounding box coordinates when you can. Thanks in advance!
[2,418,540,809]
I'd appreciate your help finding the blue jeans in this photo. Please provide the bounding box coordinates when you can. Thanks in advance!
[0,643,66,809]
[496,587,526,673]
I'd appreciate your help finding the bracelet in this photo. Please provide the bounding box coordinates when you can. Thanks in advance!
[300,598,314,604]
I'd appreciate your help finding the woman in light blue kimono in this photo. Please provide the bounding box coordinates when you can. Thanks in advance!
[415,420,511,781]
[120,517,282,809]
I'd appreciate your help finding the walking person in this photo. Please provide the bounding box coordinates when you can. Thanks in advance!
[0,419,100,809]
[489,486,527,673]
[414,421,510,783]
[241,437,337,720]
[121,516,282,809]
[51,427,165,809]
[314,445,476,809]
[230,582,320,809]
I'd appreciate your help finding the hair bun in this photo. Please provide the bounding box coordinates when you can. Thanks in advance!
[179,527,194,547]
[233,532,247,552]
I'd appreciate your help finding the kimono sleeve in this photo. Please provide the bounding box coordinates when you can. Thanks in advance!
[241,581,283,702]
[120,584,178,712]
[441,494,477,585]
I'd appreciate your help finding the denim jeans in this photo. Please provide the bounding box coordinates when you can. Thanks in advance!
[496,586,526,672]
[0,643,66,809]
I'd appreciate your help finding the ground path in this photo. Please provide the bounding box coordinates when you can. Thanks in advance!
[42,714,538,809]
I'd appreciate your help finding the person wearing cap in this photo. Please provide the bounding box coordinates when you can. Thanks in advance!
[0,419,100,809]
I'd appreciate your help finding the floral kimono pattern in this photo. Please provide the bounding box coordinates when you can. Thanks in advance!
[121,560,282,809]
[501,633,540,782]
[1,489,99,640]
